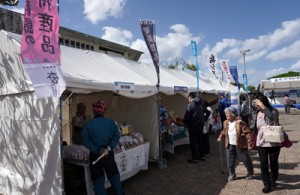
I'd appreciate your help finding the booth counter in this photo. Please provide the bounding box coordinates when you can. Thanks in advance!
[64,142,150,195]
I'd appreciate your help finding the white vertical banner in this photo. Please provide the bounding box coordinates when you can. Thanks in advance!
[207,54,218,80]
[220,59,231,86]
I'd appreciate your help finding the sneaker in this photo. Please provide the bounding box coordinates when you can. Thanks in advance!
[246,174,253,180]
[228,174,237,181]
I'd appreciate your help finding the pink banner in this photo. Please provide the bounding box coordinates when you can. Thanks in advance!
[21,0,60,65]
[220,59,231,83]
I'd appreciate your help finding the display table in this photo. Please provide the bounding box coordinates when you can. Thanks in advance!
[163,136,189,153]
[64,142,150,195]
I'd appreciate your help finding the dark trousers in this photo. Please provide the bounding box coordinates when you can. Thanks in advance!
[258,147,281,188]
[188,125,205,160]
[203,133,210,154]
[226,145,254,176]
[89,151,123,195]
[284,104,290,114]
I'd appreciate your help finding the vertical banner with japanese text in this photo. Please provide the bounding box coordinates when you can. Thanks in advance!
[191,40,200,92]
[140,20,160,87]
[207,54,218,79]
[21,0,65,98]
[229,65,240,91]
[220,59,231,86]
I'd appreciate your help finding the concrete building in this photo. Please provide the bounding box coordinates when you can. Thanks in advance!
[261,76,300,104]
[0,7,143,61]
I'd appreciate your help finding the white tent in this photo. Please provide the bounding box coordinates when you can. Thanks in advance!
[0,29,239,194]
[0,30,62,194]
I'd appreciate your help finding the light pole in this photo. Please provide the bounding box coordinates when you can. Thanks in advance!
[240,49,250,75]
[240,49,250,93]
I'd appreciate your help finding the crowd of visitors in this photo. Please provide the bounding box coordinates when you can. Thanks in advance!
[182,92,286,194]
[72,91,288,194]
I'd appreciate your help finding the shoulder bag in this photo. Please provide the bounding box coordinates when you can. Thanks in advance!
[261,118,284,143]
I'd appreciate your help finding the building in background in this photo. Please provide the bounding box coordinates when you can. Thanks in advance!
[0,7,143,61]
[261,76,300,105]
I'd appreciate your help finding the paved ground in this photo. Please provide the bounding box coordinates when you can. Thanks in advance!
[112,110,300,195]
[65,110,300,195]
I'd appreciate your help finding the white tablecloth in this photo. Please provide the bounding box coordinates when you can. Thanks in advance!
[163,136,190,153]
[64,142,150,195]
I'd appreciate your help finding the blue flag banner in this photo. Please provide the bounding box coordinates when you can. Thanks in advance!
[191,40,200,92]
[229,66,240,91]
[243,74,249,93]
[140,20,160,86]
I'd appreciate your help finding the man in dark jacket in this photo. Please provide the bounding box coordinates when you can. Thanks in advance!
[184,92,211,163]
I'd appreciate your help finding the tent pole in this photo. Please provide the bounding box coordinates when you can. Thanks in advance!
[59,96,66,195]
[156,85,167,170]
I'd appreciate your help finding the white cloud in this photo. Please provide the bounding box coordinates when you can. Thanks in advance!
[266,40,300,61]
[101,26,132,46]
[265,67,288,78]
[202,18,300,65]
[131,24,199,64]
[290,60,300,71]
[83,0,126,24]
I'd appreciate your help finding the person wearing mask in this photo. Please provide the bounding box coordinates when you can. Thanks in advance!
[83,100,123,195]
[217,106,254,181]
[72,102,88,145]
[184,92,211,163]
[283,94,291,115]
[252,94,281,193]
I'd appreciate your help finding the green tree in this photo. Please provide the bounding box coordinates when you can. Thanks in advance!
[268,71,300,79]
[231,82,256,92]
[185,64,196,71]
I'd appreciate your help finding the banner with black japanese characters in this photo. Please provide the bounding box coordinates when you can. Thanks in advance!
[21,0,65,98]
[140,20,160,86]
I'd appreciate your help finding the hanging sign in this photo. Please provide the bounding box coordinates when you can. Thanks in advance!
[174,86,188,93]
[115,82,135,91]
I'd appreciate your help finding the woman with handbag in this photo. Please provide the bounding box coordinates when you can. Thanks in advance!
[253,94,281,193]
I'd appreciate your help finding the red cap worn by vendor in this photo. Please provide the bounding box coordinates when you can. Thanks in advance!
[92,100,106,114]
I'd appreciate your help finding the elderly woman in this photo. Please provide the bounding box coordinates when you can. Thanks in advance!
[252,93,280,193]
[217,106,254,181]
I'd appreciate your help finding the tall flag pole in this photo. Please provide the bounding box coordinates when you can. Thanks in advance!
[191,40,200,94]
[21,0,65,98]
[140,20,160,89]
[140,20,167,169]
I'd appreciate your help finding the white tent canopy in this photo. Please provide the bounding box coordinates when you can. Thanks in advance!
[0,30,239,194]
